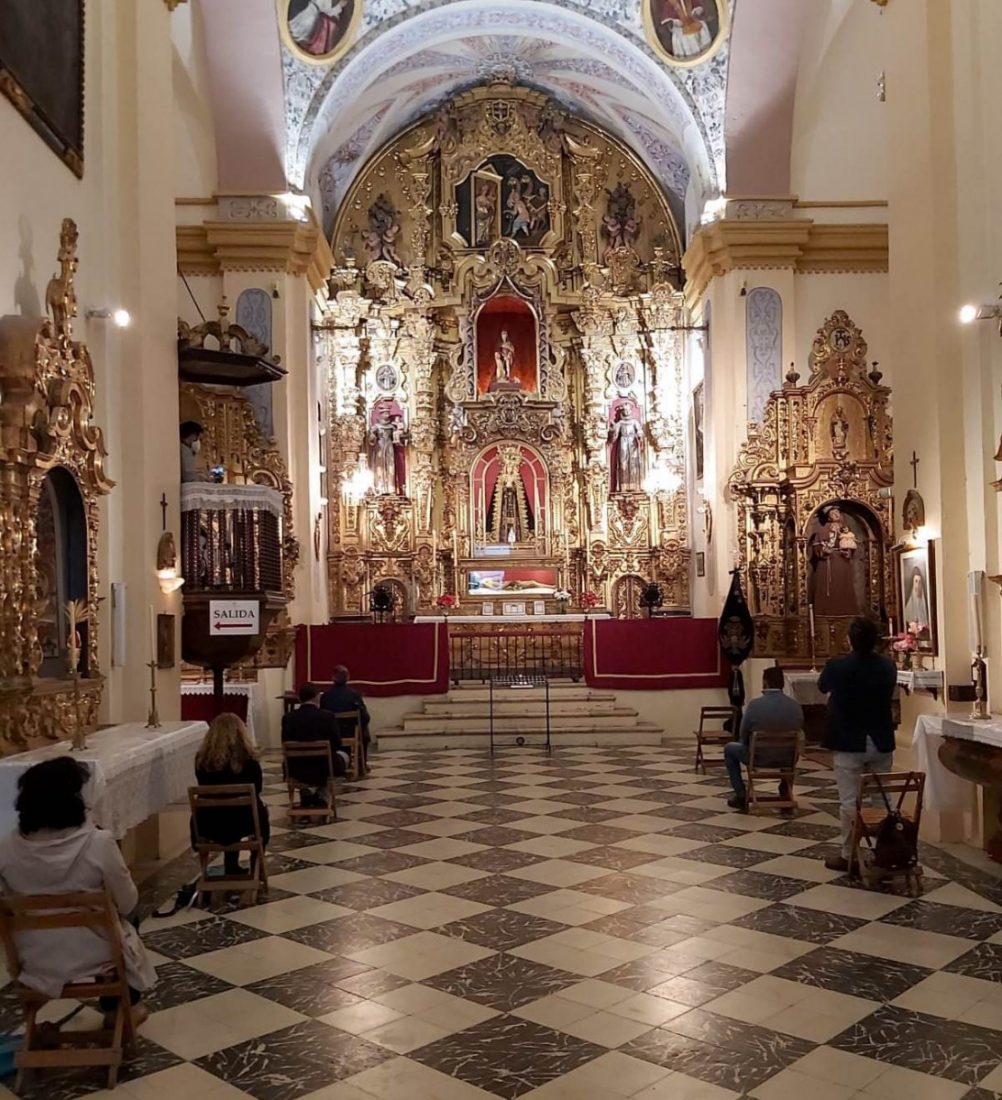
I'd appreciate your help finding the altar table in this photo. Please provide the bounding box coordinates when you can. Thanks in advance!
[181,681,261,742]
[911,714,973,812]
[0,721,208,839]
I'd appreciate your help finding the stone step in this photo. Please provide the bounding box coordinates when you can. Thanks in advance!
[437,686,612,702]
[400,709,645,732]
[416,701,636,718]
[375,721,665,750]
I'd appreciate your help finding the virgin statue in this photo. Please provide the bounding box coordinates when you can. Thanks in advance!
[494,330,515,384]
[808,504,861,616]
[609,404,644,492]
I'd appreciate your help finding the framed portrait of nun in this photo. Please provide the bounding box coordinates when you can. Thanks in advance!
[642,0,729,69]
[894,541,938,655]
[279,0,362,66]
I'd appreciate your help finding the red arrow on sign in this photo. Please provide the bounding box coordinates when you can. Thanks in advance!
[214,622,251,631]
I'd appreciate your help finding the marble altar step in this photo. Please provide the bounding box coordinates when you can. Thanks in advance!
[423,686,614,705]
[374,720,666,749]
[400,707,647,732]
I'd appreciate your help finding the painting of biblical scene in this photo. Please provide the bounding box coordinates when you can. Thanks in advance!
[476,295,538,396]
[0,0,84,176]
[456,156,550,248]
[468,569,558,598]
[642,0,729,68]
[895,542,938,654]
[279,0,360,65]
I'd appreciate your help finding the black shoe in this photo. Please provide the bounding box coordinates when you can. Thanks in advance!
[727,794,747,812]
[824,854,850,873]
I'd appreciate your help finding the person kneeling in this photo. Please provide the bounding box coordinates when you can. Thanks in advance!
[0,757,156,1027]
[191,714,270,876]
[724,668,804,812]
[282,683,349,807]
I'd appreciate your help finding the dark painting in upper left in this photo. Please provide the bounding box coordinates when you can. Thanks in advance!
[279,0,361,66]
[0,0,85,177]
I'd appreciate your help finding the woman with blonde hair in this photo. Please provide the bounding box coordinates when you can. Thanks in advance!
[190,713,269,875]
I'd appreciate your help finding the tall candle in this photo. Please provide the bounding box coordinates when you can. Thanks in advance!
[68,601,76,650]
[808,605,815,640]
[971,596,983,652]
[148,605,156,665]
[889,617,895,639]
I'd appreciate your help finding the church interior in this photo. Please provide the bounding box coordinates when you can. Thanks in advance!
[2,0,1002,1096]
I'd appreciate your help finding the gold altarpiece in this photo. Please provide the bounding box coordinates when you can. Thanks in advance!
[0,220,113,748]
[727,310,895,658]
[319,85,692,618]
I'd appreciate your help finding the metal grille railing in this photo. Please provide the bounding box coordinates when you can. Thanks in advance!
[448,627,583,684]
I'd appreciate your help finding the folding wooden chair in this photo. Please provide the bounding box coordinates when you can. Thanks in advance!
[333,710,366,781]
[0,891,138,1090]
[694,705,738,773]
[188,785,269,908]
[283,741,337,824]
[747,731,802,814]
[849,770,925,895]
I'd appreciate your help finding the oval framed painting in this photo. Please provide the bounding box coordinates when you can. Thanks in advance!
[278,0,362,66]
[643,0,730,69]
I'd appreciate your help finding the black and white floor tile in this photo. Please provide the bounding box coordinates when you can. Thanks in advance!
[2,744,1002,1099]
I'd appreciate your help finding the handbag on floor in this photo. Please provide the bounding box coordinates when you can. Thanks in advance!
[868,774,919,871]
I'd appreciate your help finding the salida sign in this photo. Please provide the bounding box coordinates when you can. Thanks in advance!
[209,600,260,637]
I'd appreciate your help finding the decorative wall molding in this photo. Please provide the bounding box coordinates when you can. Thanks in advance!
[683,220,888,307]
[745,287,782,425]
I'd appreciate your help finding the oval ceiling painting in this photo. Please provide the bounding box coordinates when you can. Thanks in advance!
[643,0,729,68]
[278,0,362,66]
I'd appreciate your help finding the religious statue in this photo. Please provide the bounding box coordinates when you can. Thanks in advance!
[487,446,533,544]
[830,405,849,457]
[602,183,641,256]
[363,194,404,268]
[808,504,861,616]
[609,404,644,493]
[503,173,548,241]
[494,330,515,384]
[474,181,496,247]
[368,407,407,496]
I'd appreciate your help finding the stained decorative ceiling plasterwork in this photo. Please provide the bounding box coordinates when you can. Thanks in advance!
[283,0,732,229]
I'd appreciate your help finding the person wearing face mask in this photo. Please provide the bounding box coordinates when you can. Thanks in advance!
[180,420,208,483]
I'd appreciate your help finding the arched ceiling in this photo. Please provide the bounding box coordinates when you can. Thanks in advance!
[284,1,732,234]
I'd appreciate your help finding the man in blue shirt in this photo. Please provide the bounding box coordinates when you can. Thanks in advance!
[724,667,804,811]
[817,617,897,872]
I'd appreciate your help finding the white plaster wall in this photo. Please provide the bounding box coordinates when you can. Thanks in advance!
[790,0,889,201]
[171,2,218,198]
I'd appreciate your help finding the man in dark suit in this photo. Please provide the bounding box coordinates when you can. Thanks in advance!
[723,667,804,811]
[319,665,371,774]
[281,683,348,806]
[818,616,897,872]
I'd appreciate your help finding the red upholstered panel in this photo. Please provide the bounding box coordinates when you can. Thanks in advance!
[584,618,728,690]
[295,623,449,696]
[180,693,249,726]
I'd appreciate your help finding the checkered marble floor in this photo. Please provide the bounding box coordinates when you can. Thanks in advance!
[4,745,1002,1100]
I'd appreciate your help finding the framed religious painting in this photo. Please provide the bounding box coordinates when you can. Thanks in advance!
[642,0,730,69]
[893,541,938,655]
[0,0,85,176]
[278,0,362,66]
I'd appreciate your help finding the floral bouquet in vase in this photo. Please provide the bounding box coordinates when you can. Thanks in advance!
[435,593,457,616]
[553,588,572,614]
[580,590,600,611]
[891,626,918,669]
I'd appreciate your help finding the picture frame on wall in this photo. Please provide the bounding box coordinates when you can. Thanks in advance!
[642,0,730,70]
[695,552,706,578]
[278,0,362,67]
[0,0,85,177]
[893,540,938,654]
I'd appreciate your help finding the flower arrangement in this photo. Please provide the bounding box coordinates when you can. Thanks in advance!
[580,590,600,609]
[435,593,457,611]
[892,623,921,669]
[554,588,572,614]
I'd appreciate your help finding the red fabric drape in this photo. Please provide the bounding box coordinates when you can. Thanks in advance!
[180,693,249,726]
[294,622,449,696]
[584,618,728,690]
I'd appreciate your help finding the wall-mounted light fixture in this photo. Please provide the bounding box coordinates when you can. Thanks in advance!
[86,307,131,327]
[959,299,1002,334]
[156,531,184,594]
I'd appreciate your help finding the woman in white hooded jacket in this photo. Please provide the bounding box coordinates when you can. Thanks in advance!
[0,757,156,1024]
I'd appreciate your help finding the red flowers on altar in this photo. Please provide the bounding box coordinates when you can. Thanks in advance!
[435,593,457,610]
[580,590,600,609]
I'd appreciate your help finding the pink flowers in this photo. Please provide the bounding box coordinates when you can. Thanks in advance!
[435,593,457,609]
[580,590,600,609]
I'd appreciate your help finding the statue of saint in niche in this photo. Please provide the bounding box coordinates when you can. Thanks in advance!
[368,406,407,495]
[808,504,863,616]
[830,405,849,457]
[609,404,644,493]
[487,448,534,545]
[494,330,515,385]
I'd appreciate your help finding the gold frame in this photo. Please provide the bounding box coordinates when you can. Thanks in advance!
[642,0,730,70]
[277,0,362,67]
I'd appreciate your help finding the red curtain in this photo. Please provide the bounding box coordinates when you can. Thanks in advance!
[584,618,728,690]
[180,693,249,726]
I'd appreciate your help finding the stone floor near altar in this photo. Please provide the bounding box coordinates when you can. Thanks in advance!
[5,745,1002,1100]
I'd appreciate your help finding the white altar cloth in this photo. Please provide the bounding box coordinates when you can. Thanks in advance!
[784,670,902,707]
[0,721,208,840]
[912,714,974,812]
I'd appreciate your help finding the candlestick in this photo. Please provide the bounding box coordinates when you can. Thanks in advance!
[148,605,157,667]
[145,659,161,729]
[889,616,895,639]
[70,669,86,751]
[808,604,817,673]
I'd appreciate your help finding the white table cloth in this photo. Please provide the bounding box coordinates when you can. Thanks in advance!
[0,721,208,840]
[180,482,283,519]
[912,714,977,812]
[181,681,260,743]
[784,671,829,706]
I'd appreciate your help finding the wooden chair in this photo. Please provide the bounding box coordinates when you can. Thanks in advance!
[746,731,802,814]
[333,710,366,781]
[283,741,337,824]
[0,891,138,1090]
[849,770,925,895]
[188,785,269,908]
[694,705,738,773]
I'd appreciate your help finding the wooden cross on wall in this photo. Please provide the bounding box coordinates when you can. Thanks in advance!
[909,451,919,489]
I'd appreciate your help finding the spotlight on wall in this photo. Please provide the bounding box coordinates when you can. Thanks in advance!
[86,307,131,327]
[958,301,1002,328]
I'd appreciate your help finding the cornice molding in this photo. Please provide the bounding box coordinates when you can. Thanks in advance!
[682,219,888,308]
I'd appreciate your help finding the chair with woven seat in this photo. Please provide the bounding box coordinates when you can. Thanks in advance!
[188,784,268,908]
[694,705,738,773]
[283,741,337,824]
[746,731,802,814]
[0,891,138,1091]
[333,710,366,781]
[849,770,925,895]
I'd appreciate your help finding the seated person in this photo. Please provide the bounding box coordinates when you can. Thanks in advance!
[282,683,349,806]
[724,668,804,811]
[320,665,371,773]
[191,713,270,875]
[0,757,156,1027]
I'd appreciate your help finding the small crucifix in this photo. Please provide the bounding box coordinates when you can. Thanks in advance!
[909,451,920,490]
[159,493,168,531]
